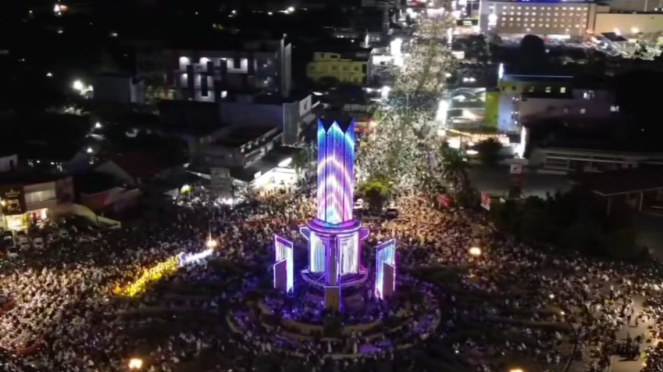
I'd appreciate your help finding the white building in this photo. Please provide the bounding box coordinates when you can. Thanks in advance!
[480,0,598,36]
[172,38,292,102]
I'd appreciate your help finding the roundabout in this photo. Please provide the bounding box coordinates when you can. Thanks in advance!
[226,272,441,358]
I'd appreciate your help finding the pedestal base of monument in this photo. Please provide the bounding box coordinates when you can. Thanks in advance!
[324,286,341,311]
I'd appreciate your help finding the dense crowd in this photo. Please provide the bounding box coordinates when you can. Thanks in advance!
[0,185,661,372]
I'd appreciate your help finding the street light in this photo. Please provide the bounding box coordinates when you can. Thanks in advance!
[72,80,84,91]
[469,247,481,256]
[128,358,143,370]
[95,122,102,129]
[206,238,218,249]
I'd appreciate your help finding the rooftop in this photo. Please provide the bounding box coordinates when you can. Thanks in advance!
[74,172,118,194]
[0,170,60,186]
[213,126,277,147]
[502,73,610,89]
[170,33,286,52]
[569,169,663,196]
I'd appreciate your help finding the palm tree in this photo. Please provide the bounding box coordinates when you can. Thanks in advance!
[291,148,309,179]
[439,146,470,194]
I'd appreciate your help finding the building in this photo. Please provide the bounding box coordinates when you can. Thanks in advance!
[95,152,181,186]
[189,126,282,170]
[528,147,663,174]
[307,49,373,86]
[480,0,663,37]
[219,93,319,146]
[187,129,302,196]
[0,171,74,231]
[480,0,597,36]
[23,143,89,174]
[593,10,663,35]
[92,73,145,105]
[172,38,292,102]
[495,70,614,132]
[75,172,142,214]
[230,148,301,196]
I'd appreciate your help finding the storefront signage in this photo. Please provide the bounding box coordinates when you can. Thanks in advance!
[0,186,26,216]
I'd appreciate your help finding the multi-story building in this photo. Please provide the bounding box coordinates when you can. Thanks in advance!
[307,49,373,86]
[171,38,292,102]
[190,126,281,170]
[0,163,75,231]
[494,70,616,132]
[480,0,663,36]
[593,9,663,35]
[480,0,597,36]
[160,92,319,146]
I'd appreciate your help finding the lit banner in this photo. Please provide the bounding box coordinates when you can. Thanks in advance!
[0,186,26,216]
[177,248,214,267]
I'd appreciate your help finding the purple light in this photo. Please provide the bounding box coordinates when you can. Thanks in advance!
[274,236,294,292]
[375,239,397,299]
[316,121,355,225]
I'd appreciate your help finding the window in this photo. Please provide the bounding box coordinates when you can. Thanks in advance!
[545,86,551,93]
[560,87,566,93]
[25,189,56,204]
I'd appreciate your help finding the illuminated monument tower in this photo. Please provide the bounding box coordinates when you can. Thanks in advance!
[300,118,370,310]
[273,117,397,310]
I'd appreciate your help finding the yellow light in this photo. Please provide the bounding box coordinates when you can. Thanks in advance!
[113,257,179,297]
[468,247,481,256]
[128,358,143,370]
[180,184,191,193]
[510,369,524,372]
[206,238,218,249]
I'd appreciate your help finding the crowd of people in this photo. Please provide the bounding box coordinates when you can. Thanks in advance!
[0,184,661,372]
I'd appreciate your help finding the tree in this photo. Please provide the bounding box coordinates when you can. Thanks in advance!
[519,34,548,72]
[474,138,503,166]
[358,176,392,212]
[438,146,470,194]
[519,207,553,242]
[291,148,309,179]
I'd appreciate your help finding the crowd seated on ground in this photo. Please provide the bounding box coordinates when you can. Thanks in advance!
[0,185,661,372]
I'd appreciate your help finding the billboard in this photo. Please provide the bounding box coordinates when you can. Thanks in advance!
[0,186,26,216]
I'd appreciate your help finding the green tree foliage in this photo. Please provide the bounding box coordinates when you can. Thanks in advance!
[489,186,645,261]
[474,138,503,166]
[291,148,309,177]
[358,175,392,212]
[439,146,470,193]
